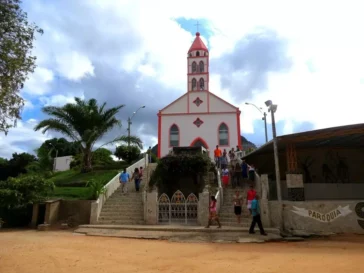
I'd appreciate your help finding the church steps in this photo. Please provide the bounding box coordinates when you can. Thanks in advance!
[96,163,157,226]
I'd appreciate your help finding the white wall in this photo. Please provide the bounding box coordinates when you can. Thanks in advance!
[160,113,239,159]
[54,156,73,172]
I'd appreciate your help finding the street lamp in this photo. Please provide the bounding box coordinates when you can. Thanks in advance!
[245,102,268,143]
[127,105,146,162]
[48,143,58,172]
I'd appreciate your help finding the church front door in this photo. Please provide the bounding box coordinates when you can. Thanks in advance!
[190,137,209,149]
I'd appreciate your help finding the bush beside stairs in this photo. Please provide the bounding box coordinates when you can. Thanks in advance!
[97,163,157,225]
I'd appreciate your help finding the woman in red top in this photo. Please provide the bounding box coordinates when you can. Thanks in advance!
[246,185,257,215]
[205,196,221,228]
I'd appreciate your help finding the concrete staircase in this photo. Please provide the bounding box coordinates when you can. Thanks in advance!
[97,163,157,225]
[219,182,253,227]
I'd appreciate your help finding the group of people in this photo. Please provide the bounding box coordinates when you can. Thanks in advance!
[214,145,255,188]
[119,166,144,193]
[206,185,267,236]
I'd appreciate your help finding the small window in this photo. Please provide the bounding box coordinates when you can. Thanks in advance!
[169,124,179,147]
[192,78,197,90]
[218,123,229,146]
[192,62,197,73]
[196,51,200,56]
[199,61,204,72]
[189,53,192,57]
[199,78,204,90]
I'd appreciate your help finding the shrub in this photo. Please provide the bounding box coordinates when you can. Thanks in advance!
[149,153,212,190]
[86,179,107,200]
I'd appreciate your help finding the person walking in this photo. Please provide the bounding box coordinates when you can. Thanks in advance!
[249,194,267,235]
[221,167,229,188]
[205,196,222,228]
[147,147,152,163]
[246,185,257,215]
[233,190,243,224]
[119,168,130,194]
[131,168,141,192]
[242,160,248,180]
[248,164,255,181]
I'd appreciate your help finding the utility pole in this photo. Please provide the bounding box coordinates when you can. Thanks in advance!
[263,112,268,143]
[127,106,146,163]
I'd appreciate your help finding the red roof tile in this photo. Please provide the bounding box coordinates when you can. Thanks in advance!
[188,32,208,53]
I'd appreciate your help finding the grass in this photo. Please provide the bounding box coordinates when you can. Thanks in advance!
[48,169,120,187]
[47,167,123,200]
[50,187,91,200]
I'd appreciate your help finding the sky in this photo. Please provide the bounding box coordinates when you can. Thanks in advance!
[1,0,364,158]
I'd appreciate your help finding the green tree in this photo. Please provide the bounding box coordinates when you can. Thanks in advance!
[0,0,43,134]
[92,148,113,165]
[114,145,141,163]
[36,138,81,171]
[34,97,143,172]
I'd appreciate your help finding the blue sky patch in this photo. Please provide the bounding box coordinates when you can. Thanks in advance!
[174,18,213,40]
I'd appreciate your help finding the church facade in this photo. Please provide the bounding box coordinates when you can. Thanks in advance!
[157,32,241,159]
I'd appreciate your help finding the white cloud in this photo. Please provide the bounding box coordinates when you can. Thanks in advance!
[0,119,51,158]
[55,51,95,81]
[7,0,364,157]
[23,67,54,95]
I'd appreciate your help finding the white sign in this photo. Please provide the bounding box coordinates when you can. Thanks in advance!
[291,206,352,223]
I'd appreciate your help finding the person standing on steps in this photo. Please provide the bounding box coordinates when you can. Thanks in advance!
[233,190,243,224]
[147,146,152,163]
[241,160,248,180]
[246,185,257,215]
[205,196,222,228]
[248,164,255,181]
[139,166,143,185]
[119,168,130,194]
[131,168,141,192]
[249,194,267,236]
[220,153,228,170]
[221,166,229,188]
[214,145,222,168]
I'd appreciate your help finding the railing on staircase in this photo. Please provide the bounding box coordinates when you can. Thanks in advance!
[214,168,223,214]
[89,154,149,224]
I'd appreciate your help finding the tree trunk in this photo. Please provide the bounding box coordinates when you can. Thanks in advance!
[81,148,92,173]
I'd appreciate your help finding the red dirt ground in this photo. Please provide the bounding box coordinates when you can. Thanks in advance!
[0,230,363,273]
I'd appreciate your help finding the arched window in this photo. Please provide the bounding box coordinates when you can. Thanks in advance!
[192,62,197,73]
[199,61,204,72]
[218,123,229,146]
[192,78,197,90]
[169,124,179,147]
[199,78,204,90]
[196,51,200,56]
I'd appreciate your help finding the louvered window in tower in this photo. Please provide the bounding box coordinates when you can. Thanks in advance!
[199,78,204,90]
[192,78,197,90]
[192,62,197,73]
[199,61,204,72]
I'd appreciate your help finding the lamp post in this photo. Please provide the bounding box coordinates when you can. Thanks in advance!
[127,105,146,162]
[265,100,281,201]
[245,102,268,143]
[48,143,58,172]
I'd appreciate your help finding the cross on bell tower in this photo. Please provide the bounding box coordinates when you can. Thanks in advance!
[187,31,209,92]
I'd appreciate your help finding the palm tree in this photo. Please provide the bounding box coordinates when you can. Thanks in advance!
[34,97,143,172]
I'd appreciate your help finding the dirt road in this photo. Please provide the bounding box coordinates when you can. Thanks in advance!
[0,230,363,273]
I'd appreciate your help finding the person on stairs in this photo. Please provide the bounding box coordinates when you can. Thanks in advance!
[249,194,267,236]
[139,166,143,184]
[131,168,141,192]
[233,190,243,224]
[214,145,222,168]
[241,160,248,180]
[221,166,229,188]
[119,168,130,194]
[233,162,242,187]
[205,196,222,228]
[246,185,257,215]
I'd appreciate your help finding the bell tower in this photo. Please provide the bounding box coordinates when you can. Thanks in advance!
[187,32,209,92]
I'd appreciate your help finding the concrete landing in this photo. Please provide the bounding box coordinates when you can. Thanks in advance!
[74,224,283,243]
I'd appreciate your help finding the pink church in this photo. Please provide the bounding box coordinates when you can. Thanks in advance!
[157,32,242,159]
